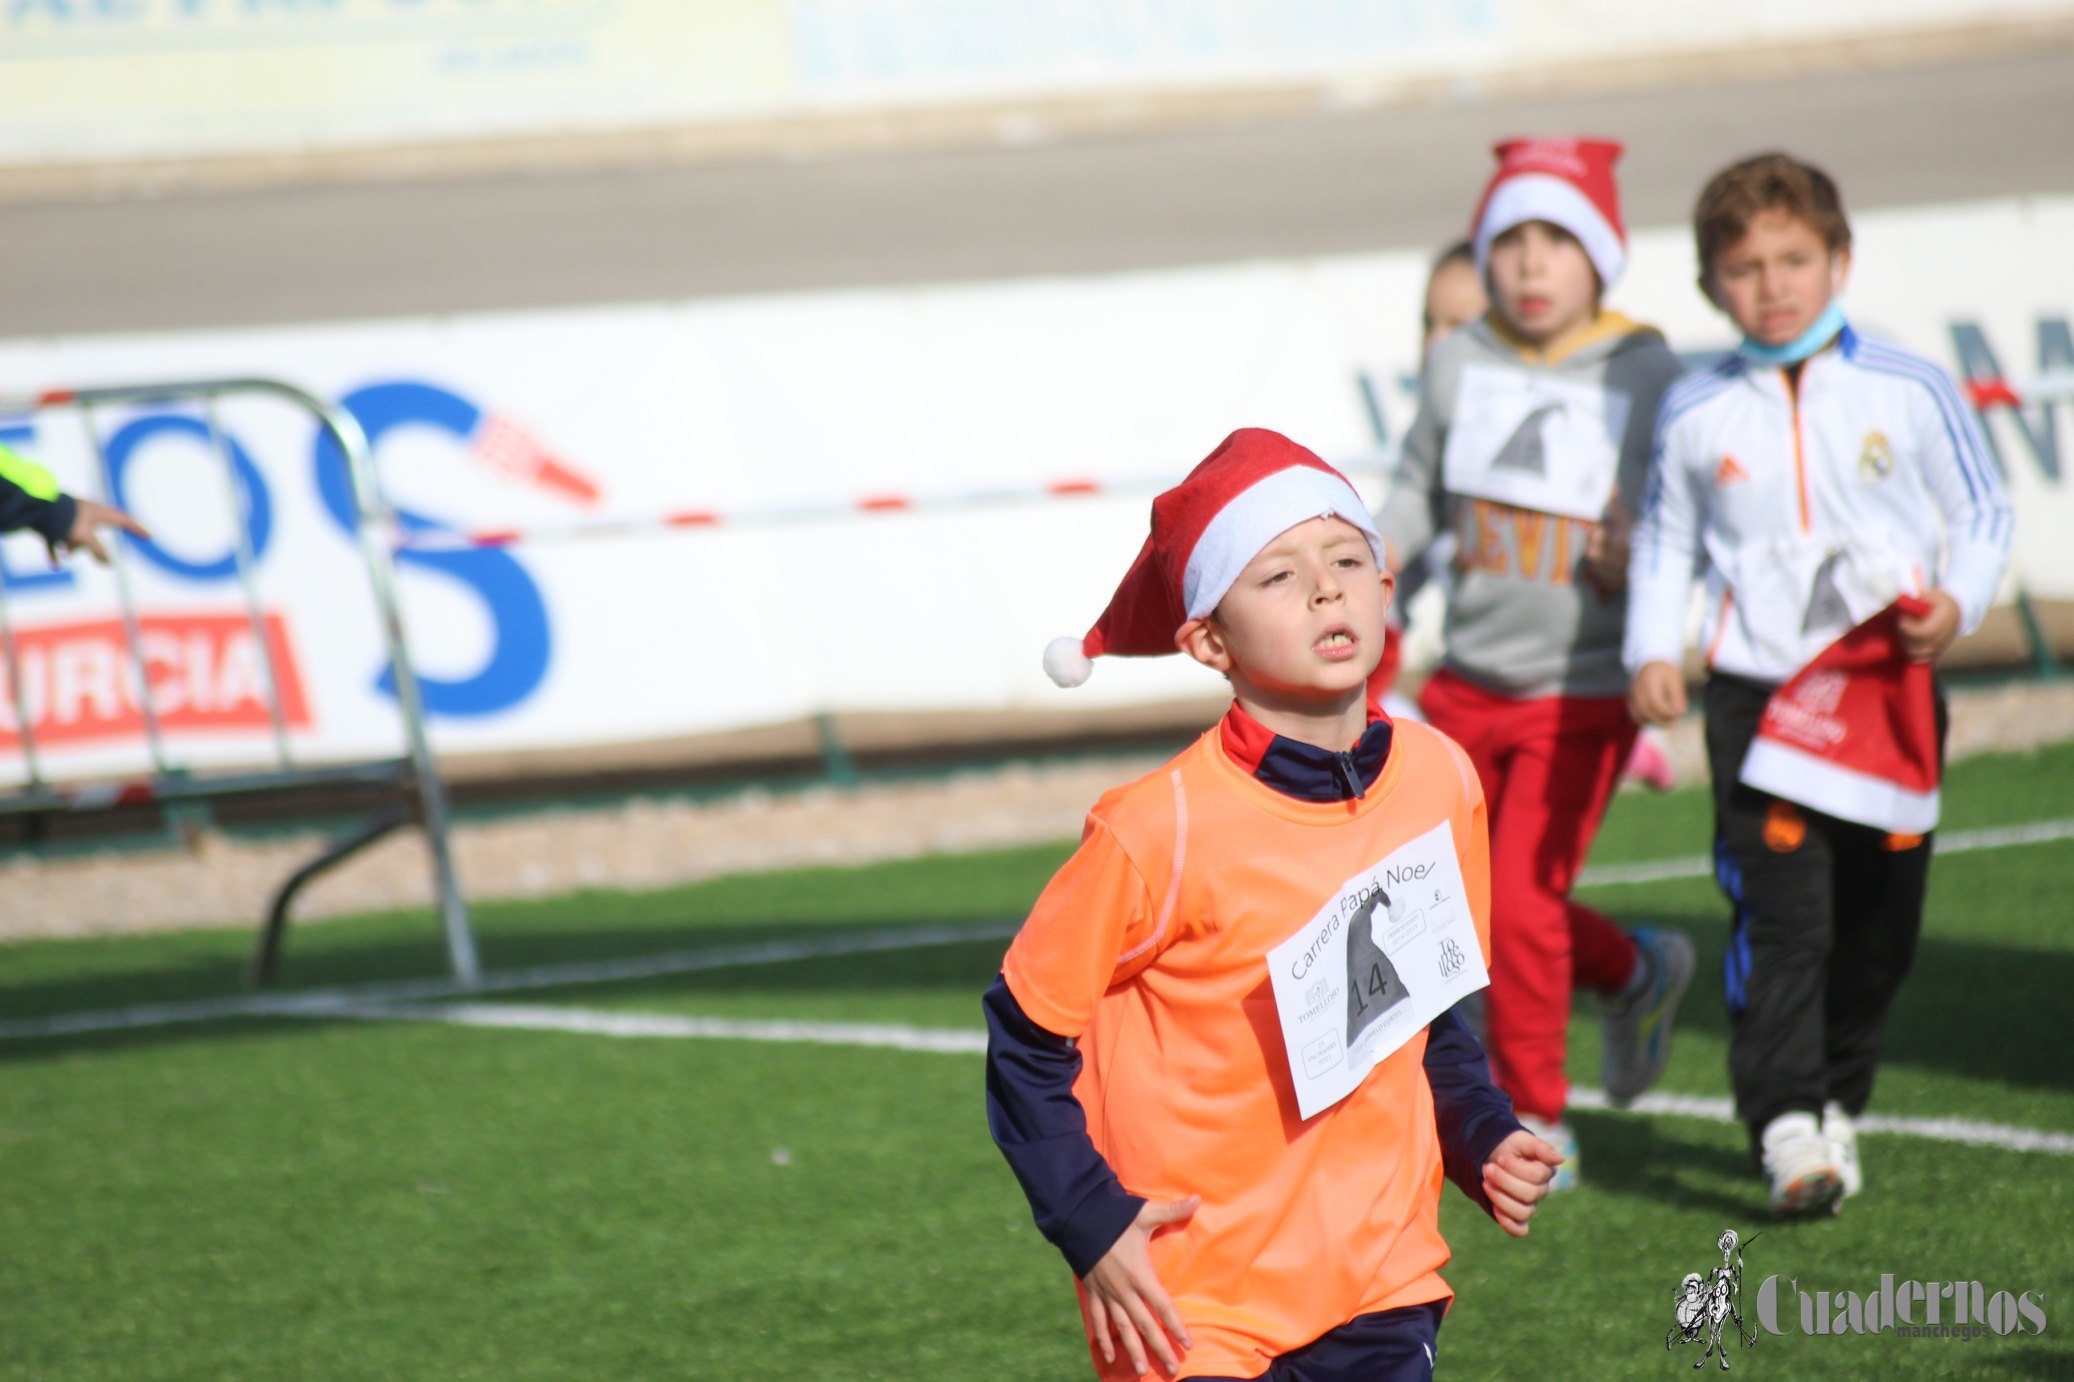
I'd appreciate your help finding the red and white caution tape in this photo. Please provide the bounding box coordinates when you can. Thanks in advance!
[1965,378,2022,411]
[387,452,1394,553]
[1964,369,2074,413]
[391,474,1146,553]
[467,413,603,508]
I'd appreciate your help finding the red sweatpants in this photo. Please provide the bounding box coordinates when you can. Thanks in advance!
[1418,667,1639,1121]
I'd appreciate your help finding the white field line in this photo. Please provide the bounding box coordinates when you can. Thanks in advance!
[4,813,2070,1041]
[1565,1088,2074,1155]
[0,919,1017,1040]
[344,998,2074,1157]
[337,1000,990,1054]
[1576,815,2074,888]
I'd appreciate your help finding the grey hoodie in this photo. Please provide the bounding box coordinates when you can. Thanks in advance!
[1376,312,1684,698]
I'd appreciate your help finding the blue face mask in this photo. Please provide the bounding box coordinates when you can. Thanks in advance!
[1738,300,1847,367]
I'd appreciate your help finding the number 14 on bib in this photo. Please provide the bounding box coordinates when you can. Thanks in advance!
[1266,821,1489,1121]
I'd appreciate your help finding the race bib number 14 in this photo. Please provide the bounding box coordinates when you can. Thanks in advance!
[1265,821,1488,1121]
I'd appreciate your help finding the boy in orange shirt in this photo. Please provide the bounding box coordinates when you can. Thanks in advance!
[988,429,1561,1381]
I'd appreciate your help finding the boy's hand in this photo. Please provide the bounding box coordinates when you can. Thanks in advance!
[1484,1130,1563,1237]
[50,497,150,567]
[1082,1195,1199,1377]
[1582,496,1633,598]
[1629,661,1687,726]
[1897,590,1962,664]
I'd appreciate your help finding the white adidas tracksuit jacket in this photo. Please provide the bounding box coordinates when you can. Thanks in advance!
[1625,325,2014,685]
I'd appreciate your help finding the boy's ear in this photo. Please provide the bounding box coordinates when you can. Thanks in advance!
[1378,566,1398,618]
[1697,271,1725,315]
[1830,247,1853,295]
[1176,616,1232,673]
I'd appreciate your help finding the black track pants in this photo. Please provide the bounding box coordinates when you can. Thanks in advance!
[1704,674,1944,1138]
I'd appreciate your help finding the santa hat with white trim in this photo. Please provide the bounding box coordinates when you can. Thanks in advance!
[1738,596,1942,835]
[1043,428,1384,688]
[1470,137,1629,288]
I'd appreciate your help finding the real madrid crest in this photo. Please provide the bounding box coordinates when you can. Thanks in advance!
[1859,429,1895,482]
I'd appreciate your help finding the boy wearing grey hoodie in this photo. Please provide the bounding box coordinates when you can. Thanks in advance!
[1375,137,1696,1187]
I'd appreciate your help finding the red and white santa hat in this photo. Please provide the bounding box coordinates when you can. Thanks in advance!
[1738,596,1941,835]
[1043,428,1383,688]
[1470,137,1629,288]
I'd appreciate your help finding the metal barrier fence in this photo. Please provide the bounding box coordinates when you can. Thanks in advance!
[0,378,479,986]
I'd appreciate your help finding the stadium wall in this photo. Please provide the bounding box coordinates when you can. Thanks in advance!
[2,0,2072,168]
[0,194,2066,780]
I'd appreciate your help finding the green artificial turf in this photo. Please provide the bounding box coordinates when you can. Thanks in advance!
[3,742,2070,1380]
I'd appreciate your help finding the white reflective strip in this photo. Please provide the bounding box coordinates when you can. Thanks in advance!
[1116,769,1187,967]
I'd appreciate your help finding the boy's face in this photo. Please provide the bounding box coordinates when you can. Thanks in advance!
[1705,207,1849,347]
[1180,516,1393,708]
[1422,258,1487,362]
[1485,220,1599,347]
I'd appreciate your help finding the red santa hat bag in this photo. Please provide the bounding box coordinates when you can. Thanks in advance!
[1738,596,1941,835]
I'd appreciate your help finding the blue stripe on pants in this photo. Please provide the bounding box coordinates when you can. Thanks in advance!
[1714,835,1754,1017]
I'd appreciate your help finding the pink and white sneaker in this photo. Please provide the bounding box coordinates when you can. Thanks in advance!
[1622,727,1676,793]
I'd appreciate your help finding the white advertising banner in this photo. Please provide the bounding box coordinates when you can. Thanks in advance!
[0,195,2067,781]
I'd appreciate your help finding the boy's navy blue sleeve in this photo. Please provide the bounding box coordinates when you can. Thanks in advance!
[1424,1004,1524,1217]
[0,474,75,546]
[983,972,1144,1277]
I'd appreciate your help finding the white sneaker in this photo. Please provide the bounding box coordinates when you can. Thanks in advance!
[1761,1111,1844,1218]
[1823,1102,1863,1200]
[1600,928,1697,1107]
[1518,1113,1579,1193]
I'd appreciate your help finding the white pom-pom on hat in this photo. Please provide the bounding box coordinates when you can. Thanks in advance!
[1043,635,1094,688]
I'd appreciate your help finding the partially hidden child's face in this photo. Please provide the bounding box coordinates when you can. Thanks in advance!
[1706,207,1848,347]
[1187,516,1392,705]
[1422,258,1487,362]
[1485,220,1599,347]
